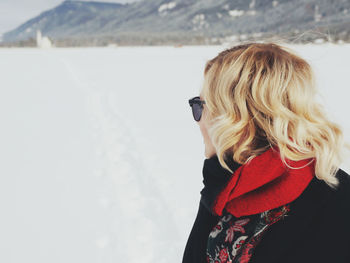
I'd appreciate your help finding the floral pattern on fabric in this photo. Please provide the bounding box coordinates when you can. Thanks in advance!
[206,204,290,263]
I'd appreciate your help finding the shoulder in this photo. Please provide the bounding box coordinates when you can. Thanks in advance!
[323,168,350,217]
[288,167,350,233]
[249,168,350,263]
[334,168,350,194]
[277,167,350,239]
[318,168,350,211]
[291,167,350,211]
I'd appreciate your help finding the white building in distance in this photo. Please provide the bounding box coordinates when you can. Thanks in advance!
[36,30,53,48]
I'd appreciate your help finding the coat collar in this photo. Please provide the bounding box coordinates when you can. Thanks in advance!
[200,154,241,215]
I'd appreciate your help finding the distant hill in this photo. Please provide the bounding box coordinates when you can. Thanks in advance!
[2,0,350,46]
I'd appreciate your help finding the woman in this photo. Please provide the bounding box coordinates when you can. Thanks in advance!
[182,42,350,263]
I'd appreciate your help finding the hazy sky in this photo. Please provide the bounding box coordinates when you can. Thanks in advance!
[0,0,140,35]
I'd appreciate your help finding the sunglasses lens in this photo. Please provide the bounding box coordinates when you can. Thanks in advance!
[192,103,202,121]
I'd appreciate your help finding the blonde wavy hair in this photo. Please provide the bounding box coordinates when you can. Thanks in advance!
[201,42,349,189]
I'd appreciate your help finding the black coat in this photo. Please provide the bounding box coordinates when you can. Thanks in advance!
[182,155,350,263]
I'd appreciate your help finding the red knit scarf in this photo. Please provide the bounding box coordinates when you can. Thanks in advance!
[212,147,315,217]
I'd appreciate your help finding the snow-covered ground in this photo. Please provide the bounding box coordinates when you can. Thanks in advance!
[0,44,349,263]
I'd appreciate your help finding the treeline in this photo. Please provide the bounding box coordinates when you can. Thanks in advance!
[1,29,349,48]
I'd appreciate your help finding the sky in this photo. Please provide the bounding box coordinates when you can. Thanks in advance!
[0,0,140,36]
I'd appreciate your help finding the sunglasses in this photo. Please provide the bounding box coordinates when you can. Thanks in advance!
[188,96,206,121]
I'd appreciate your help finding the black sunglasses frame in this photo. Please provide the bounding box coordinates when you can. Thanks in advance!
[188,96,206,121]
